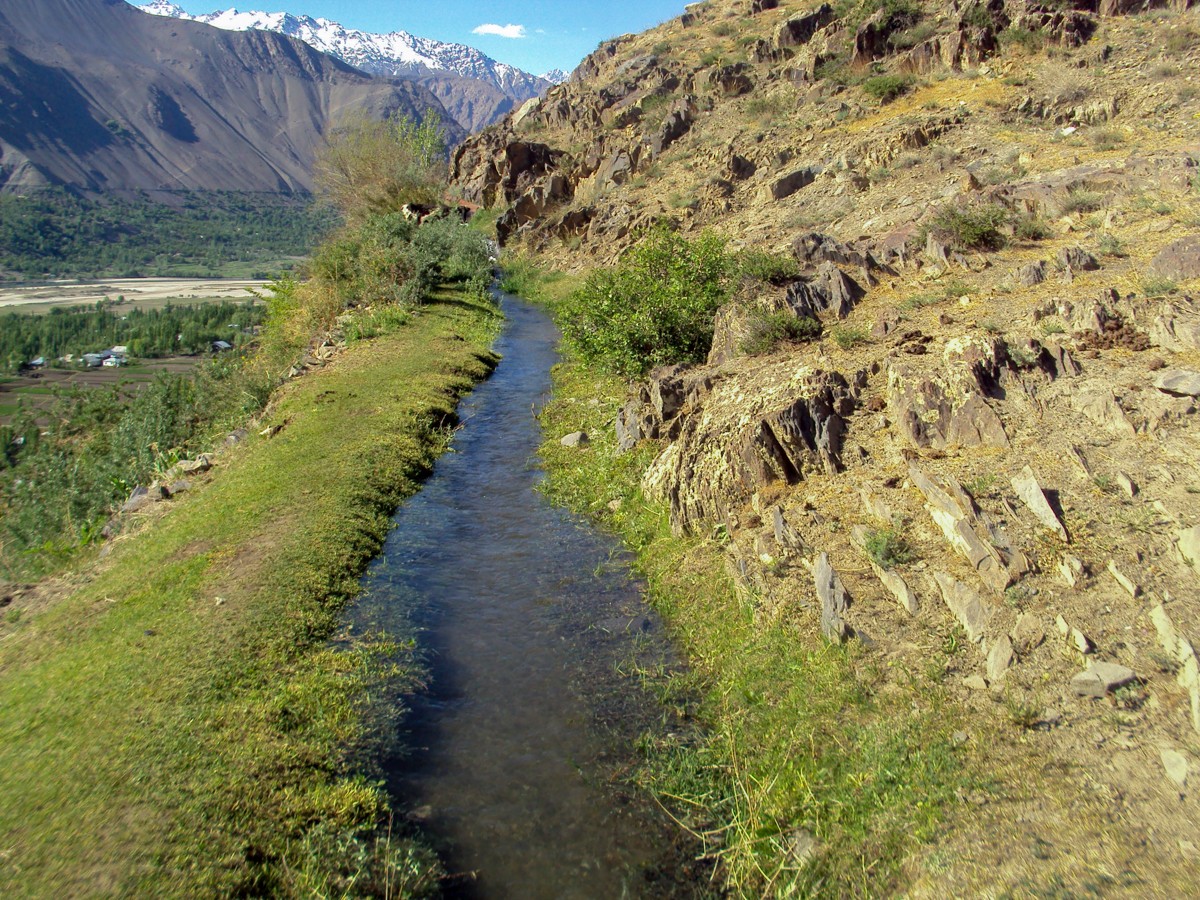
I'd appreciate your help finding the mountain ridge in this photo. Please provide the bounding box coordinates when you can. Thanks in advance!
[136,2,563,131]
[0,0,463,194]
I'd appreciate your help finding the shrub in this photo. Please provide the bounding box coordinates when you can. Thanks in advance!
[560,226,732,377]
[862,74,914,104]
[999,26,1046,53]
[1143,276,1177,298]
[1061,189,1103,214]
[831,325,870,350]
[740,310,821,355]
[735,250,801,285]
[864,527,915,569]
[1014,215,1051,241]
[925,202,1011,251]
[1097,233,1126,257]
[314,112,447,226]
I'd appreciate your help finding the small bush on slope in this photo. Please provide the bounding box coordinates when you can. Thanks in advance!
[560,225,732,377]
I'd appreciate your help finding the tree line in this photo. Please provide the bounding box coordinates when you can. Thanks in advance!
[0,301,263,372]
[0,189,336,279]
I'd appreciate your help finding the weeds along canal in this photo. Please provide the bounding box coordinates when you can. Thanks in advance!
[350,293,703,898]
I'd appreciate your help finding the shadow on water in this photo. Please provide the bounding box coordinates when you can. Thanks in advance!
[350,292,709,898]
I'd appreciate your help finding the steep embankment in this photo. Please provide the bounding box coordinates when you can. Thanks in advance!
[476,1,1200,895]
[0,0,462,193]
[0,290,500,896]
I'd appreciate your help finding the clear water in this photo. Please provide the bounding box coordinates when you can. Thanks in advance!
[352,294,696,898]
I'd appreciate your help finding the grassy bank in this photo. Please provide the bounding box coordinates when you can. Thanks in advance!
[0,287,500,896]
[524,267,969,898]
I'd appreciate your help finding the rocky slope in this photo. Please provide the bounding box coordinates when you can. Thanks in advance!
[455,0,1200,893]
[136,2,557,132]
[0,0,461,194]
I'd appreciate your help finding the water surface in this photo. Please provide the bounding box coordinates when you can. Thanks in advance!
[353,294,696,898]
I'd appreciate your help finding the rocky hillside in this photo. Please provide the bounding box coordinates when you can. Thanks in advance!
[136,2,556,132]
[456,0,1200,892]
[0,0,461,193]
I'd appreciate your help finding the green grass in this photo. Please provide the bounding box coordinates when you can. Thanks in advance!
[531,281,969,895]
[0,287,501,896]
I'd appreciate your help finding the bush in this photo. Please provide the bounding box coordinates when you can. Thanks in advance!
[560,226,732,377]
[831,325,870,350]
[740,310,821,355]
[862,74,914,104]
[314,112,447,225]
[1014,215,1051,241]
[925,202,1011,251]
[1061,189,1104,214]
[864,527,916,569]
[735,249,801,285]
[999,26,1046,53]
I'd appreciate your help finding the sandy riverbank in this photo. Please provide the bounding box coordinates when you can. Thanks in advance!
[0,278,266,313]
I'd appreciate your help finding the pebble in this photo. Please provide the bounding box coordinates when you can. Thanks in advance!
[1161,749,1189,789]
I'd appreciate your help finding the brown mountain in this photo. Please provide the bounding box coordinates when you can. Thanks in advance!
[0,0,464,193]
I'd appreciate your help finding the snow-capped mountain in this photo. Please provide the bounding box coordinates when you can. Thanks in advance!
[540,69,569,85]
[136,2,554,129]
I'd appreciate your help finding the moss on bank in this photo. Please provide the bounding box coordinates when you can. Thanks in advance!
[528,270,969,898]
[0,288,501,897]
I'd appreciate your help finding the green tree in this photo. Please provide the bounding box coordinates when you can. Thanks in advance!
[313,112,447,225]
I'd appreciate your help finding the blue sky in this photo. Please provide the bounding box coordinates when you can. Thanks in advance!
[169,1,690,75]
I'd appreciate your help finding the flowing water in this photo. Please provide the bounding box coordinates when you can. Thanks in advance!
[351,294,697,898]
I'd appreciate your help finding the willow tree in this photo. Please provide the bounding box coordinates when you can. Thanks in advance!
[313,111,447,225]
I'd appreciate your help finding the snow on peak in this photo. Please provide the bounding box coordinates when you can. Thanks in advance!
[134,3,552,100]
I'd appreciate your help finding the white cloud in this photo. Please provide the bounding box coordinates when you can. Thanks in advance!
[472,23,527,39]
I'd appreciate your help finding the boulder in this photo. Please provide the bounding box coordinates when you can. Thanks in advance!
[1178,526,1200,576]
[887,336,1012,451]
[1011,465,1069,541]
[1149,235,1200,281]
[121,485,166,514]
[933,572,990,643]
[911,464,1028,592]
[706,63,754,96]
[872,561,919,614]
[1071,662,1136,698]
[1149,604,1200,733]
[1153,369,1200,398]
[1072,387,1135,436]
[561,431,590,448]
[1011,613,1045,654]
[784,262,866,320]
[1017,261,1047,287]
[1161,749,1189,790]
[987,634,1014,682]
[815,552,850,643]
[776,5,835,49]
[649,101,695,156]
[762,165,821,201]
[1057,245,1100,272]
[644,370,860,534]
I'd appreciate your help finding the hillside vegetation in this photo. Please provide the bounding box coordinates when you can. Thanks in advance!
[0,190,333,280]
[474,1,1200,896]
